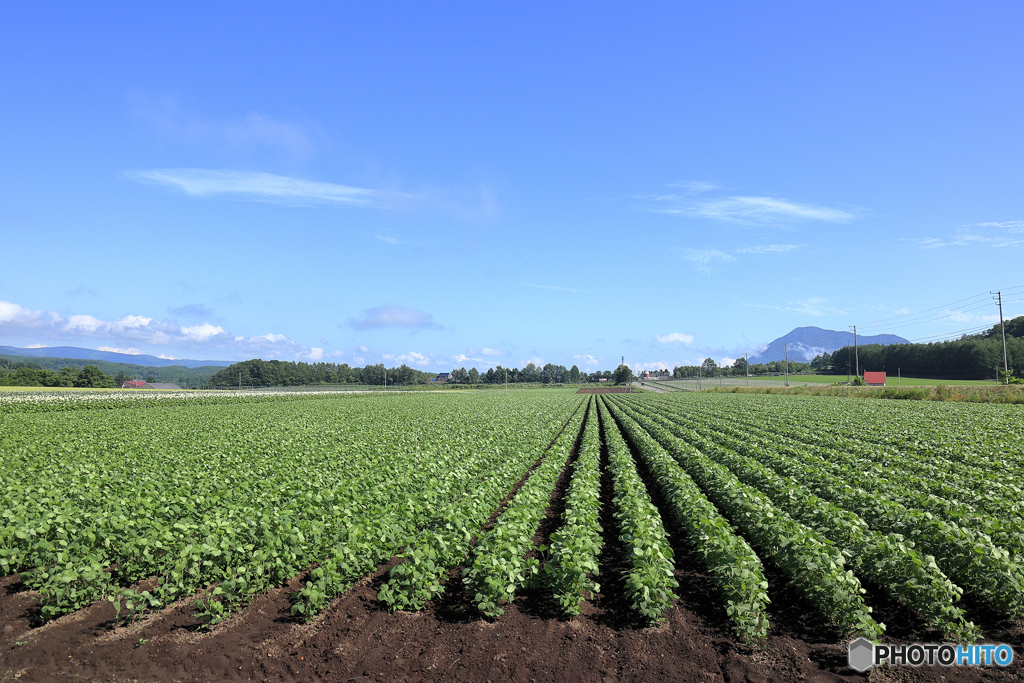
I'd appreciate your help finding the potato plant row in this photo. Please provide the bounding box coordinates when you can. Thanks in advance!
[463,400,588,617]
[0,392,582,624]
[642,396,1024,619]
[697,394,1024,485]
[544,397,603,616]
[596,398,679,625]
[690,398,1024,541]
[621,392,1024,623]
[377,397,585,612]
[604,398,770,641]
[606,397,884,639]
[620,398,978,641]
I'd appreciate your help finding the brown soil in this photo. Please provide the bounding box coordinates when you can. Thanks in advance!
[6,556,1021,683]
[3,404,1022,682]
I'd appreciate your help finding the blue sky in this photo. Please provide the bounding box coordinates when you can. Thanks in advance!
[2,2,1022,371]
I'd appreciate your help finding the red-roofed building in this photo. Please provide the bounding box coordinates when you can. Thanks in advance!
[864,371,886,386]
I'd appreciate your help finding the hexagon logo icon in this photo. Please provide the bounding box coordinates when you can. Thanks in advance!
[848,637,875,672]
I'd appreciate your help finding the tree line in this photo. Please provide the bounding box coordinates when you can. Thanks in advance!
[0,363,120,388]
[0,354,217,387]
[207,359,643,388]
[207,359,440,387]
[671,357,811,378]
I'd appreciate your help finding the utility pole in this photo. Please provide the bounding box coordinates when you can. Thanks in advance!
[850,325,860,378]
[992,291,1009,380]
[784,343,789,387]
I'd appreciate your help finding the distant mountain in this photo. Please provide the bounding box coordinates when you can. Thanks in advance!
[749,327,908,363]
[0,346,233,368]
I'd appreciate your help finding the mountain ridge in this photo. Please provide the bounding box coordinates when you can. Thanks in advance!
[749,327,908,363]
[0,345,233,368]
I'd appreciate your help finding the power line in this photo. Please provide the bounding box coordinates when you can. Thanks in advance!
[860,285,1024,329]
[860,291,993,328]
[904,324,991,343]
[869,301,998,332]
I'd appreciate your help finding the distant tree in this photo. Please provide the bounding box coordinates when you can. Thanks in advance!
[361,363,385,385]
[521,363,541,383]
[810,353,832,372]
[57,366,80,387]
[78,365,116,388]
[612,364,633,384]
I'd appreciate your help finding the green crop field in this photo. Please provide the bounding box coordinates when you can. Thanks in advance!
[658,374,1001,388]
[1,388,1023,667]
[748,374,1000,386]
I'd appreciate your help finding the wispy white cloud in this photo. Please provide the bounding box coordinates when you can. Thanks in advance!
[639,184,856,226]
[681,249,736,273]
[664,196,854,223]
[522,283,586,293]
[654,332,695,345]
[126,168,394,207]
[349,304,440,330]
[741,297,841,317]
[665,180,720,194]
[967,221,1024,231]
[918,222,1024,249]
[735,243,803,254]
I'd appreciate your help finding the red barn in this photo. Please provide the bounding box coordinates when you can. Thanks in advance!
[864,371,886,386]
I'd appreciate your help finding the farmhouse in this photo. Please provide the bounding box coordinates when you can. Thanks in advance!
[864,371,886,387]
